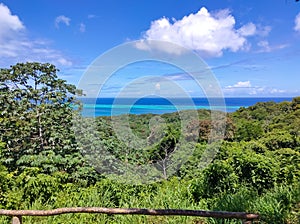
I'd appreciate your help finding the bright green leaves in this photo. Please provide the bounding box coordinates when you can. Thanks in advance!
[202,160,239,197]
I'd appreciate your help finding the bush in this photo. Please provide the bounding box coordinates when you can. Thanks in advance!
[231,151,278,194]
[201,160,239,198]
[262,130,296,151]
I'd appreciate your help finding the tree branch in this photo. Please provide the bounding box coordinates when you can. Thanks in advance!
[0,207,259,220]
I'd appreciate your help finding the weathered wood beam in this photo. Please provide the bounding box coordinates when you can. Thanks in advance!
[0,207,259,220]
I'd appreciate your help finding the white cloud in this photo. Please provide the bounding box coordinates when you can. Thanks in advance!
[224,81,256,95]
[0,3,24,41]
[142,7,258,57]
[238,23,256,36]
[257,25,271,37]
[270,88,286,94]
[135,39,187,55]
[257,41,270,51]
[79,23,86,33]
[0,4,72,67]
[248,87,287,96]
[257,40,288,53]
[57,57,72,66]
[230,81,252,88]
[55,15,71,28]
[294,12,300,32]
[223,81,287,96]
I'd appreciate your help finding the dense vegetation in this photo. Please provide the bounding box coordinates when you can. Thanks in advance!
[0,62,299,223]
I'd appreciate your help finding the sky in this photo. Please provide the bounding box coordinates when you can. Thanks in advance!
[1,0,300,97]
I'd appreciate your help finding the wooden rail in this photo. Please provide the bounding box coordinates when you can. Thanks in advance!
[0,207,259,224]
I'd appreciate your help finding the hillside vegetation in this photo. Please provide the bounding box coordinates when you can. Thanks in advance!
[0,63,299,223]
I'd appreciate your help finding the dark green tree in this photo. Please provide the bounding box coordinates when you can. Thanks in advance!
[0,62,96,184]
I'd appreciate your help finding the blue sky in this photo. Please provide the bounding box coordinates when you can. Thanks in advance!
[1,0,300,97]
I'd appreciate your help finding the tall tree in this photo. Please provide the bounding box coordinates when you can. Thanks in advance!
[0,62,93,182]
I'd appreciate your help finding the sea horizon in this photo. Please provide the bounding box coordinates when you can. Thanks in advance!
[79,96,295,117]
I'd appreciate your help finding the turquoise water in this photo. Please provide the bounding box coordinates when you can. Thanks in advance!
[79,97,294,117]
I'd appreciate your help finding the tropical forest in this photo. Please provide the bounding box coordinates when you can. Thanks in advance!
[0,62,299,223]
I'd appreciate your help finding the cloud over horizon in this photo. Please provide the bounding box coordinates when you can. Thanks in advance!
[224,80,288,96]
[142,7,260,57]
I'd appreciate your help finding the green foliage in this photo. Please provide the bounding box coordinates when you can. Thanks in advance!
[148,124,180,162]
[244,140,268,153]
[212,186,257,213]
[0,62,98,185]
[232,150,278,194]
[292,96,300,110]
[0,164,13,208]
[254,184,300,224]
[0,64,299,224]
[261,130,297,151]
[201,160,239,198]
[234,119,263,141]
[269,148,300,184]
[15,168,61,204]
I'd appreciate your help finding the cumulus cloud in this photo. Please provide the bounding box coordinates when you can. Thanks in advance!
[0,3,25,57]
[0,4,72,67]
[55,15,71,28]
[294,12,300,32]
[142,7,259,57]
[0,3,24,41]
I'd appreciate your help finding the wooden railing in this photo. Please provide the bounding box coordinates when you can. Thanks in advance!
[0,207,259,224]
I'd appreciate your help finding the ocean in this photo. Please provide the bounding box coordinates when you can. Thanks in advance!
[79,97,294,117]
